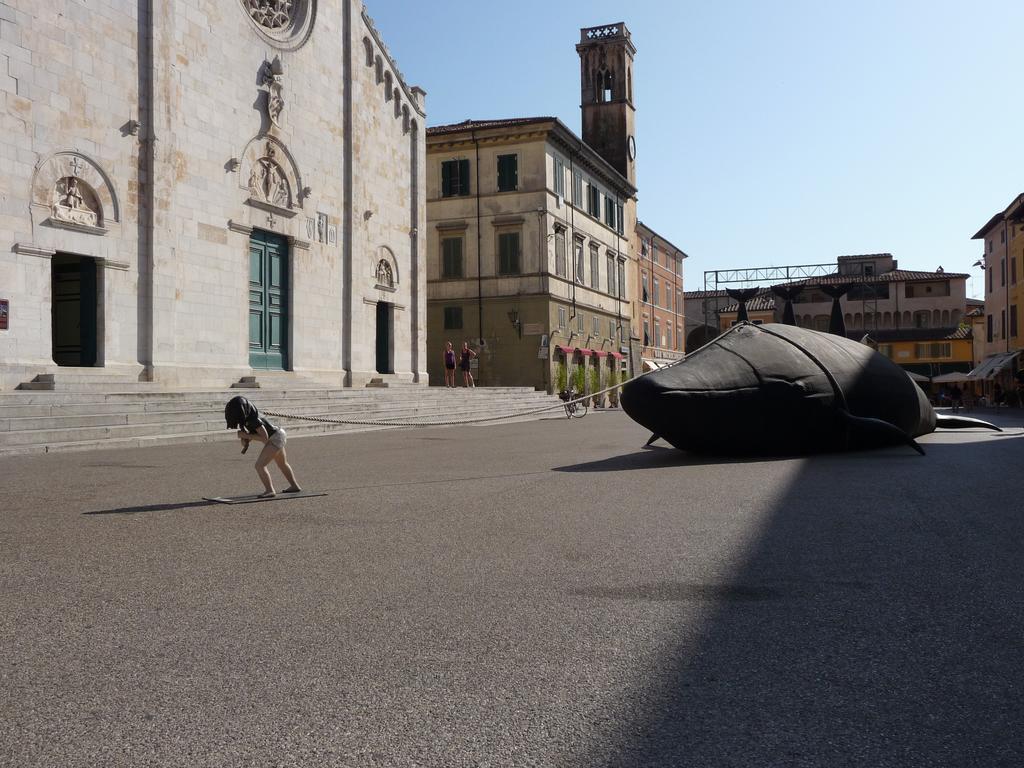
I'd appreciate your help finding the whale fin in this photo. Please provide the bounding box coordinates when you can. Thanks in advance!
[843,412,925,455]
[643,432,661,448]
[935,415,1002,432]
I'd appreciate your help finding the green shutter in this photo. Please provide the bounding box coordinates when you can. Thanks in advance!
[459,159,470,195]
[441,162,452,197]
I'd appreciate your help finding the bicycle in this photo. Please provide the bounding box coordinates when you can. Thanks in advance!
[558,388,588,419]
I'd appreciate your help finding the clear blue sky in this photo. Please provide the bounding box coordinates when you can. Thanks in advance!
[367,0,1023,298]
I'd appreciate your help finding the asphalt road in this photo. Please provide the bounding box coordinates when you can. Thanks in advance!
[2,409,1022,767]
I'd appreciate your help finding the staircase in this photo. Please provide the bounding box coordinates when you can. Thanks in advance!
[0,386,566,455]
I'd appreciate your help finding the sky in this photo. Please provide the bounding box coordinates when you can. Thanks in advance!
[367,0,1023,299]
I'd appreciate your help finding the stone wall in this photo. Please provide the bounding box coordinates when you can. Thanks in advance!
[0,0,426,389]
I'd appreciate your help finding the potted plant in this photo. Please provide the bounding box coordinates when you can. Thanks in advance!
[590,365,603,408]
[555,361,568,399]
[607,367,620,408]
[572,364,585,402]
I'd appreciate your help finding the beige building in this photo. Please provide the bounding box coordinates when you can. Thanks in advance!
[425,24,640,393]
[0,1,426,390]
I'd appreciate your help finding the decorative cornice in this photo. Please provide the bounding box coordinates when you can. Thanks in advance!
[12,242,56,259]
[361,9,426,118]
[227,220,254,235]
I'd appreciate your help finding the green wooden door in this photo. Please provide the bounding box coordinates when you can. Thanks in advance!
[248,231,288,370]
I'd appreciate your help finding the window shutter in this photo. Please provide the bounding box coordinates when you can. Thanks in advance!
[441,162,452,197]
[459,159,470,195]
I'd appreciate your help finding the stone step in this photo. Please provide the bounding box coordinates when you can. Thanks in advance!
[0,385,541,405]
[0,404,568,455]
[0,396,566,449]
[0,391,554,419]
[0,394,558,431]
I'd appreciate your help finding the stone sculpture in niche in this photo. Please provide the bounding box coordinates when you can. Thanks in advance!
[52,177,99,227]
[247,142,291,208]
[260,56,285,129]
[246,0,294,30]
[376,259,394,289]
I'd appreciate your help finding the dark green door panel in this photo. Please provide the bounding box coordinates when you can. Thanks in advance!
[248,231,288,370]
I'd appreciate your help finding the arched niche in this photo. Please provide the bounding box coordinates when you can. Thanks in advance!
[238,135,304,217]
[372,245,399,292]
[31,151,120,235]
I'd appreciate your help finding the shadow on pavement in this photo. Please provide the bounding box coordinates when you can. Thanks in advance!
[83,500,220,516]
[578,435,1024,767]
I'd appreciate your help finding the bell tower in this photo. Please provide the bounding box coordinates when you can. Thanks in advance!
[577,22,637,185]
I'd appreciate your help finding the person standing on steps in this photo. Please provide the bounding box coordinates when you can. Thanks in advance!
[443,341,457,388]
[460,341,477,388]
[224,395,301,498]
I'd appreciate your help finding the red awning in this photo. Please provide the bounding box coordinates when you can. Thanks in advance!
[592,350,607,357]
[609,351,625,359]
[555,345,574,355]
[577,348,594,357]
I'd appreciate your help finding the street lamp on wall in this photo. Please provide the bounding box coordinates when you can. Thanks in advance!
[507,310,522,338]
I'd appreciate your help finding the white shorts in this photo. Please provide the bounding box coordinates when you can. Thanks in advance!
[268,428,287,449]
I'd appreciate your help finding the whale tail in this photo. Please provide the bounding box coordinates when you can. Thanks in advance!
[934,415,1002,432]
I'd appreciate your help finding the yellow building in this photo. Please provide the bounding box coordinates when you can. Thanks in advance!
[717,291,776,331]
[425,24,641,392]
[970,193,1024,400]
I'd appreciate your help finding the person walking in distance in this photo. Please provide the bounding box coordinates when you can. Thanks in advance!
[224,395,301,498]
[460,341,477,388]
[443,341,457,388]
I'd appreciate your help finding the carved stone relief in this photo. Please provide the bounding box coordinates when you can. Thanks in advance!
[30,152,118,236]
[260,56,285,129]
[247,142,291,209]
[376,259,394,289]
[52,176,100,228]
[238,0,315,50]
[245,0,294,30]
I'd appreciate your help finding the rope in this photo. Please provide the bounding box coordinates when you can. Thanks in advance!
[262,368,659,429]
[258,336,726,430]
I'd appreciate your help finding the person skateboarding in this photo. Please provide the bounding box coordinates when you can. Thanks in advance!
[224,395,301,498]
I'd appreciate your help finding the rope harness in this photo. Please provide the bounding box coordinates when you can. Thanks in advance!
[262,372,651,429]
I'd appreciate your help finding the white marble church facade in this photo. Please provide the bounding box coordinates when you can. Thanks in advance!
[0,0,427,389]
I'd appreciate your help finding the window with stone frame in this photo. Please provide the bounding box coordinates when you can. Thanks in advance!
[607,253,616,295]
[553,156,565,198]
[642,272,649,303]
[616,203,624,235]
[498,231,521,275]
[574,237,585,284]
[592,316,600,337]
[587,184,601,218]
[558,306,567,329]
[653,278,659,307]
[609,319,616,340]
[604,196,616,229]
[497,154,518,192]
[444,306,463,330]
[441,236,463,278]
[617,260,626,299]
[554,227,566,277]
[577,312,585,333]
[572,172,583,206]
[589,244,600,289]
[441,159,470,197]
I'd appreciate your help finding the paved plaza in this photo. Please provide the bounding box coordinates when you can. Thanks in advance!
[2,410,1022,767]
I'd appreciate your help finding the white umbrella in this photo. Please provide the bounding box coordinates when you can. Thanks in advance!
[904,371,930,382]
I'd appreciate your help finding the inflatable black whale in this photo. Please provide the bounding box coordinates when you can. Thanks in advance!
[621,322,999,455]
